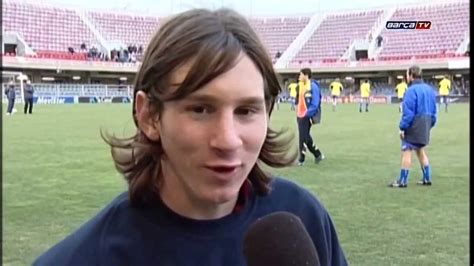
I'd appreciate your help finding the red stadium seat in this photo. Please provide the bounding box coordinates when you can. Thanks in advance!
[2,1,470,65]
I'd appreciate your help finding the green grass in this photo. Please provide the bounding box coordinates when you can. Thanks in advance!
[3,103,469,265]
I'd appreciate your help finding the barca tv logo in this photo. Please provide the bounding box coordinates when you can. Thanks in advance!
[386,21,432,30]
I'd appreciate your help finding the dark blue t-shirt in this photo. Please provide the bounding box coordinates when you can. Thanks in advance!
[33,177,348,266]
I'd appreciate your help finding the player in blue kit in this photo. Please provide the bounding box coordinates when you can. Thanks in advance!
[389,65,437,188]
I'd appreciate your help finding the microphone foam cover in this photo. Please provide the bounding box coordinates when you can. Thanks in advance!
[243,211,320,266]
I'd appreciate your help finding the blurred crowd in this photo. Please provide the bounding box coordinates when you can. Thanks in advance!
[69,42,145,63]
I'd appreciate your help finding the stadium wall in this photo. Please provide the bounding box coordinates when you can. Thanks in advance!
[2,55,470,104]
[3,55,469,75]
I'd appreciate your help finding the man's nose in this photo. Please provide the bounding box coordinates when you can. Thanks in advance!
[209,113,243,152]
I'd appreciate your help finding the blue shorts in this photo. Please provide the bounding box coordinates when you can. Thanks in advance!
[401,140,425,151]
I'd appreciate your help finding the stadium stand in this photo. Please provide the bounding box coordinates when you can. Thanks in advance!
[377,1,470,60]
[292,10,383,64]
[1,0,469,64]
[248,16,311,59]
[2,1,100,55]
[87,11,160,48]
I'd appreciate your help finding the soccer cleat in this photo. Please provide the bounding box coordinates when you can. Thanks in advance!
[315,154,325,164]
[297,161,304,166]
[388,180,407,188]
[416,180,432,186]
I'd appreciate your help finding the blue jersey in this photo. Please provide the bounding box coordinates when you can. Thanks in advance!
[295,79,322,123]
[34,177,348,266]
[305,79,321,118]
[399,79,437,145]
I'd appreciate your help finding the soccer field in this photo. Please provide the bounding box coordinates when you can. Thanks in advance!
[3,103,469,265]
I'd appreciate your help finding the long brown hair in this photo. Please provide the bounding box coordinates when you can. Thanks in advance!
[102,8,298,207]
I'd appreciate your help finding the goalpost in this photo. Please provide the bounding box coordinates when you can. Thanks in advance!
[2,71,28,105]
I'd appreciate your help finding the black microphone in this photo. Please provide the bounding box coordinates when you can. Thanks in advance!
[243,211,320,266]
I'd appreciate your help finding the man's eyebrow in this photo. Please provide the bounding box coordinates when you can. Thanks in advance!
[239,96,266,105]
[184,94,265,105]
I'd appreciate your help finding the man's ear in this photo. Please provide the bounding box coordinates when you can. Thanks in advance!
[135,91,161,141]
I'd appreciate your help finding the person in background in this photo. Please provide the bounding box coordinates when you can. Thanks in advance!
[24,80,34,114]
[275,50,282,59]
[395,78,408,113]
[376,35,383,47]
[295,68,325,166]
[287,78,298,111]
[5,80,16,116]
[330,78,343,112]
[359,79,371,112]
[389,65,437,188]
[438,75,451,113]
